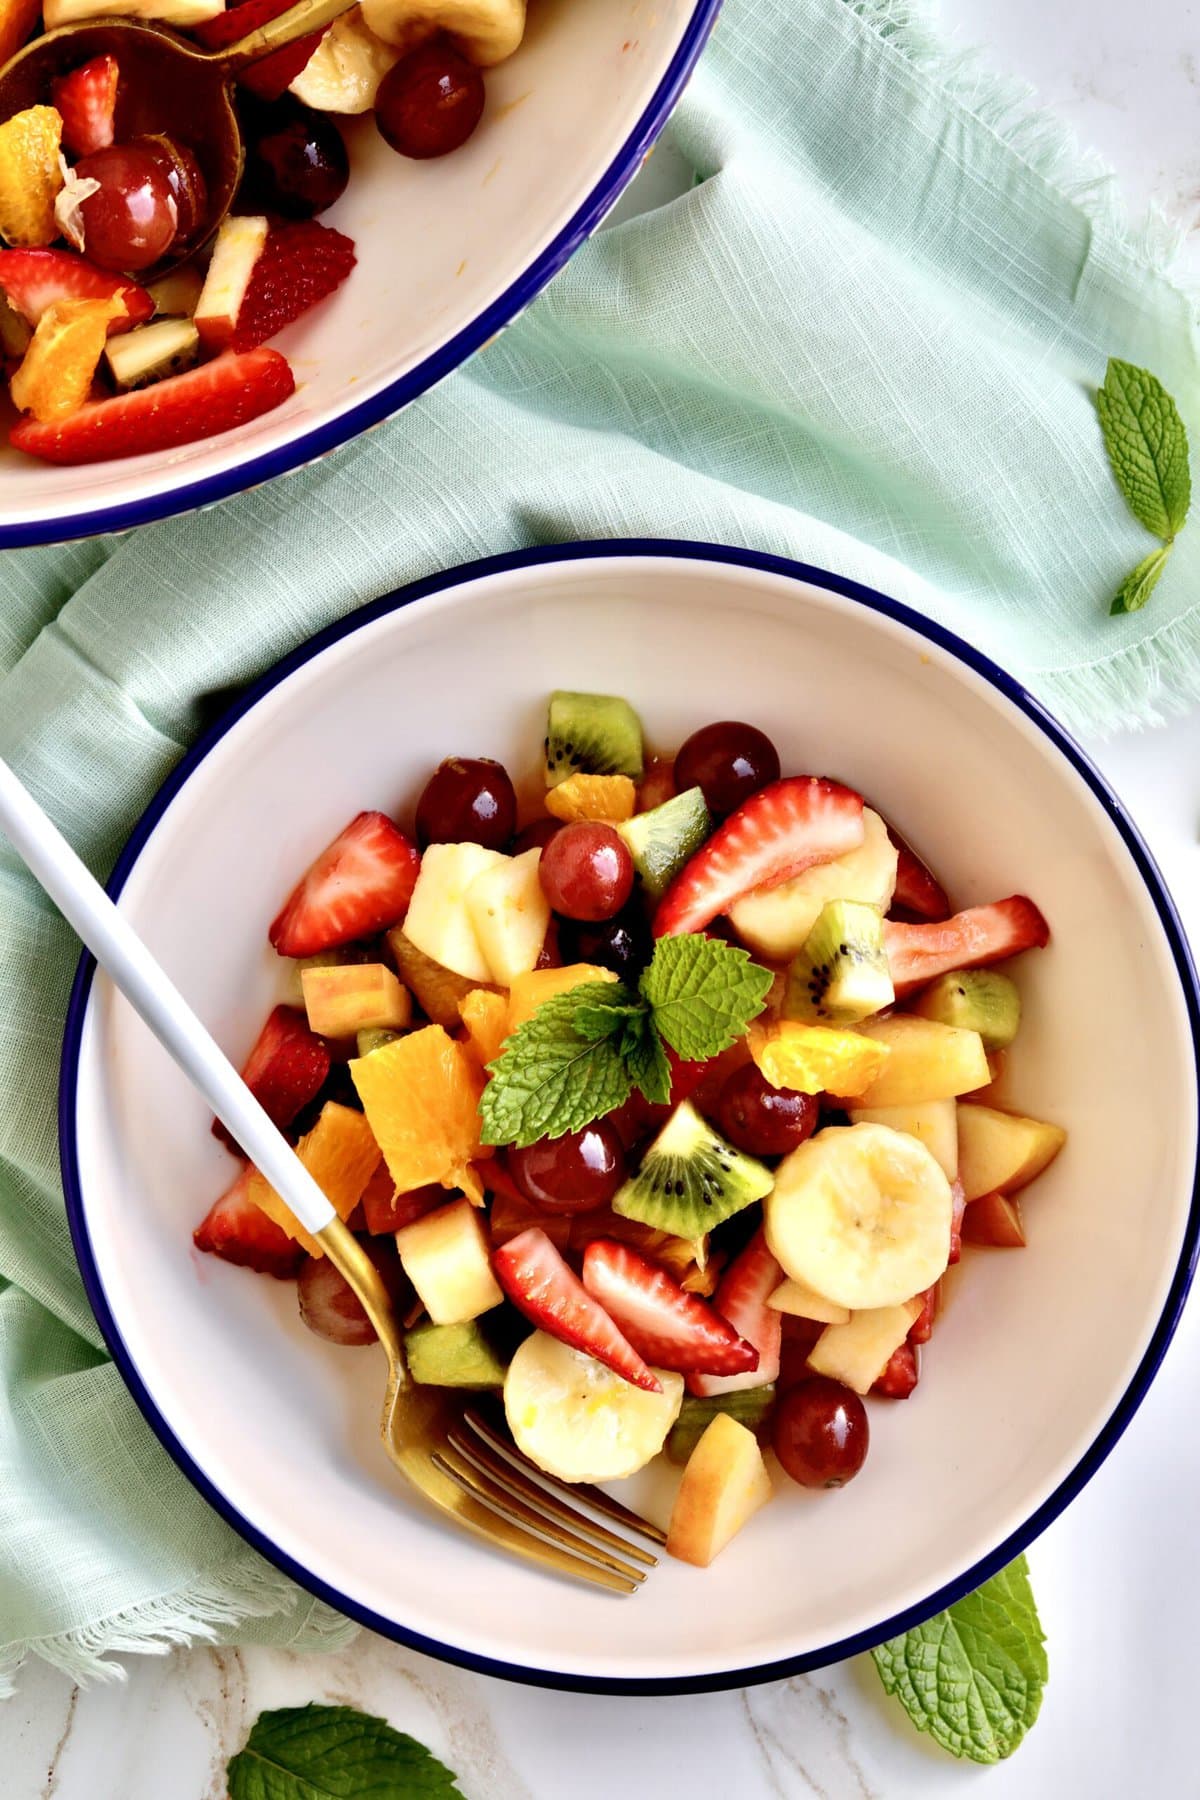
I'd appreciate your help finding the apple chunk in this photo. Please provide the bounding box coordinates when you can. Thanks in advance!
[395,1197,503,1324]
[465,848,550,987]
[767,1278,850,1326]
[402,842,506,983]
[301,962,411,1038]
[852,1016,989,1107]
[666,1412,773,1567]
[961,1193,1026,1247]
[806,1300,922,1395]
[193,214,268,350]
[848,1097,958,1180]
[956,1103,1065,1201]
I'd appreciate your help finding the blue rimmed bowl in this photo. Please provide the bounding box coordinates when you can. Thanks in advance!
[61,541,1200,1692]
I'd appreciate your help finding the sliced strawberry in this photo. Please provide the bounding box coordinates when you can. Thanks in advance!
[778,1311,824,1389]
[194,1166,304,1277]
[213,1004,330,1152]
[269,811,420,958]
[872,1341,920,1399]
[887,826,951,920]
[687,1228,783,1397]
[654,777,865,937]
[884,896,1049,997]
[948,1178,966,1265]
[581,1240,759,1376]
[11,348,294,465]
[492,1227,661,1392]
[231,220,355,353]
[908,1283,939,1345]
[53,55,118,158]
[360,1169,443,1235]
[0,248,152,334]
[193,0,326,100]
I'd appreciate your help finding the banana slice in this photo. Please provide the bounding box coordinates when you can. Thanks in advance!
[765,1122,951,1310]
[289,7,404,113]
[729,806,897,962]
[504,1331,683,1483]
[359,0,525,64]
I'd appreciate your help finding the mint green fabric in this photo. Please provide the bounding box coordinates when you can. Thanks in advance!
[2,0,1198,1693]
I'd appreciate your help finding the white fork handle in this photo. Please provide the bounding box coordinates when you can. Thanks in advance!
[0,756,335,1235]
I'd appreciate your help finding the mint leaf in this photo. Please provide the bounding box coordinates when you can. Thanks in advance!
[1096,358,1191,542]
[871,1557,1047,1764]
[1110,542,1173,615]
[226,1704,463,1799]
[479,983,633,1147]
[572,992,643,1041]
[623,1014,673,1105]
[640,934,772,1060]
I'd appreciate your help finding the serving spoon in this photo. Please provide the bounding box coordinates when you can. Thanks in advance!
[0,0,354,272]
[0,754,662,1590]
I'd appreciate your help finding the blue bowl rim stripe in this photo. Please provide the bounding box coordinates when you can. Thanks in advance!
[59,538,1200,1696]
[0,1,722,551]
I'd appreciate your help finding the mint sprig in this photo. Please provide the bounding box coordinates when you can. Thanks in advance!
[227,1703,463,1799]
[871,1556,1047,1764]
[479,935,770,1147]
[1096,358,1191,615]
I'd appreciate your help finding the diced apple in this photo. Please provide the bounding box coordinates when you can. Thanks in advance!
[193,215,268,351]
[301,962,411,1039]
[665,1412,773,1568]
[464,848,551,987]
[956,1103,1065,1201]
[852,1016,989,1107]
[401,842,506,983]
[848,1097,958,1180]
[806,1299,922,1395]
[506,962,617,1034]
[961,1192,1026,1247]
[395,1196,503,1324]
[766,1278,850,1325]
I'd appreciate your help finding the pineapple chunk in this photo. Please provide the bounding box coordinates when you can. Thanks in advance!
[852,1016,989,1107]
[396,1197,503,1323]
[403,842,506,983]
[506,963,617,1033]
[301,962,411,1038]
[464,848,550,987]
[806,1300,922,1395]
[956,1104,1065,1201]
[666,1413,773,1567]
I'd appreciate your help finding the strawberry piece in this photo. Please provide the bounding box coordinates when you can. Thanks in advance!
[11,347,294,465]
[53,55,118,158]
[194,1167,304,1277]
[0,249,152,335]
[687,1228,783,1397]
[883,896,1050,998]
[908,1283,939,1345]
[654,777,865,937]
[269,811,420,958]
[887,827,951,921]
[231,220,355,353]
[581,1239,759,1376]
[359,1169,443,1234]
[492,1226,661,1393]
[192,0,325,100]
[872,1342,920,1399]
[948,1178,966,1265]
[213,1004,330,1152]
[778,1312,824,1389]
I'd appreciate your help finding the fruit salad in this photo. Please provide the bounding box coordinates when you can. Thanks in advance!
[0,0,526,463]
[195,694,1065,1567]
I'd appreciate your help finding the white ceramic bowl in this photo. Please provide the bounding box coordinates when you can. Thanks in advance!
[1,1,717,548]
[61,542,1200,1692]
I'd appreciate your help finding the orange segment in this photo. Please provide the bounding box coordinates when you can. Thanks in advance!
[11,294,125,422]
[350,1023,486,1205]
[506,962,617,1033]
[545,773,636,824]
[247,1100,382,1257]
[749,1019,890,1099]
[459,987,510,1069]
[0,105,64,246]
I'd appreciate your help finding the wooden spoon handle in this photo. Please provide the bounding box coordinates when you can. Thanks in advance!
[216,0,357,74]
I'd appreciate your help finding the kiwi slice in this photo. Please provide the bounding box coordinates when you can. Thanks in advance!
[666,1385,776,1465]
[911,969,1021,1050]
[784,899,894,1025]
[105,318,200,391]
[405,1320,507,1388]
[613,1100,773,1241]
[356,1027,404,1057]
[617,786,711,901]
[544,690,644,788]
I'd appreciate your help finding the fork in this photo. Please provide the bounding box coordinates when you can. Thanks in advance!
[0,755,663,1593]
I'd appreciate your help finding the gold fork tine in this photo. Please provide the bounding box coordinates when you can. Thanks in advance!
[464,1408,669,1546]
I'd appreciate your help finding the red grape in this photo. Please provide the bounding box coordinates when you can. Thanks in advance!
[674,721,781,819]
[74,143,179,271]
[539,822,633,921]
[134,136,207,245]
[374,36,485,160]
[715,1062,818,1156]
[560,903,651,980]
[512,817,562,856]
[240,97,348,218]
[772,1378,869,1488]
[297,1237,404,1345]
[507,1122,625,1214]
[415,756,516,849]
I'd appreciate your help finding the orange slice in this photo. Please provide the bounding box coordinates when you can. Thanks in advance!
[506,962,617,1033]
[749,1019,890,1099]
[0,105,64,246]
[350,1023,486,1205]
[545,773,636,824]
[11,294,125,422]
[459,987,510,1069]
[247,1100,382,1257]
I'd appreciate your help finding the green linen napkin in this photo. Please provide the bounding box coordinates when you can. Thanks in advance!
[2,0,1198,1695]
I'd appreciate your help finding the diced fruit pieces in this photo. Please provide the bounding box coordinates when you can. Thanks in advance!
[395,1197,502,1323]
[194,1166,304,1277]
[962,1192,1027,1247]
[0,248,153,330]
[505,960,616,1033]
[193,0,327,101]
[544,689,644,787]
[784,897,895,1026]
[883,897,1049,998]
[459,987,510,1068]
[10,293,125,422]
[193,214,269,351]
[213,1003,330,1152]
[402,841,506,982]
[386,926,492,1029]
[0,106,63,247]
[956,1103,1066,1200]
[766,1278,850,1326]
[104,317,200,391]
[886,826,951,920]
[665,1386,776,1465]
[665,1412,773,1567]
[503,1331,682,1483]
[350,1024,484,1202]
[246,1100,381,1256]
[269,810,420,957]
[53,54,118,157]
[949,1178,966,1265]
[301,961,411,1038]
[749,1018,890,1099]
[851,1015,990,1107]
[404,1318,507,1387]
[872,1341,920,1398]
[231,219,356,352]
[806,1300,923,1395]
[616,787,711,902]
[688,1228,783,1398]
[847,1097,958,1181]
[612,1100,773,1244]
[298,1240,401,1345]
[908,1283,938,1344]
[729,805,896,961]
[493,1226,659,1391]
[359,1167,442,1234]
[361,0,526,63]
[44,0,224,22]
[146,264,204,318]
[580,1239,759,1376]
[290,6,402,114]
[545,772,636,824]
[911,968,1021,1050]
[464,848,551,987]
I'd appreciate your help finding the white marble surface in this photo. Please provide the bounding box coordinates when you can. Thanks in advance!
[7,3,1200,1794]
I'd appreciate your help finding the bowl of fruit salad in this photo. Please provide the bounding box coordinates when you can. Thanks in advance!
[60,541,1200,1690]
[0,0,717,545]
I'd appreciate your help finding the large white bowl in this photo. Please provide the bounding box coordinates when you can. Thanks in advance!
[61,542,1200,1692]
[1,1,717,547]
